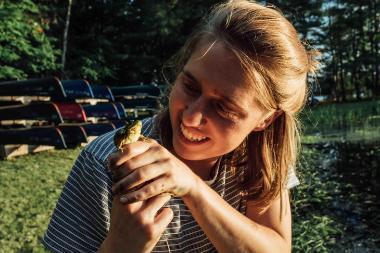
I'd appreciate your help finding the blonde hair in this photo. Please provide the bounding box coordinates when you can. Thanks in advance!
[158,0,320,210]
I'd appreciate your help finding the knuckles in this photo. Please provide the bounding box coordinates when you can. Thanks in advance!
[134,212,150,226]
[132,213,156,240]
[142,224,156,240]
[151,144,168,158]
[120,145,133,155]
[144,184,156,196]
[121,159,134,171]
[135,169,146,182]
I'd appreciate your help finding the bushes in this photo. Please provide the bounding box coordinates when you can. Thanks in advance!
[0,0,59,81]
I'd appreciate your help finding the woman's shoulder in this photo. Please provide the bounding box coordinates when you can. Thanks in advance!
[84,116,158,164]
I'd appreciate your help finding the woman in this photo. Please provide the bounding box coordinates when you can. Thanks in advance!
[43,1,319,252]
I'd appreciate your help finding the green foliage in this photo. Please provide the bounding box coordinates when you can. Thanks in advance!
[0,0,60,81]
[292,141,380,252]
[0,148,81,252]
[292,147,343,252]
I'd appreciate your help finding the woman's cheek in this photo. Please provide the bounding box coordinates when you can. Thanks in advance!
[170,84,184,104]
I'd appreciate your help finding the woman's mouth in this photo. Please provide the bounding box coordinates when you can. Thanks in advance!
[180,123,209,142]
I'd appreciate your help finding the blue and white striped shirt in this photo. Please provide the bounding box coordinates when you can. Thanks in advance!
[42,116,299,252]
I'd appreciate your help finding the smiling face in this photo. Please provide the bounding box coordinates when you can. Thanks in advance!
[169,41,271,163]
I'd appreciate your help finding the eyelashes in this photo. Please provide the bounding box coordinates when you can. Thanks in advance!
[215,102,238,121]
[183,82,199,95]
[182,81,238,121]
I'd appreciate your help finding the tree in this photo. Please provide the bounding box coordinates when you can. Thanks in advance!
[61,0,72,77]
[0,0,59,81]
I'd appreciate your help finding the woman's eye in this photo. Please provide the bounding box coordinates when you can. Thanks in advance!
[183,82,199,95]
[216,103,237,120]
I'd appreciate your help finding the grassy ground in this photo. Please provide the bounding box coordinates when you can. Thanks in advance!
[0,148,81,253]
[301,99,380,132]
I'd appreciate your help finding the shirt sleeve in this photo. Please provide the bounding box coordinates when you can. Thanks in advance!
[42,149,112,253]
[286,166,300,189]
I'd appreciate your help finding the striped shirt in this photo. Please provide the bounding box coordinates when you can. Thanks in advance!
[42,116,299,252]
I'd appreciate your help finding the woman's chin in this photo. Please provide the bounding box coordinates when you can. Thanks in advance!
[172,138,208,161]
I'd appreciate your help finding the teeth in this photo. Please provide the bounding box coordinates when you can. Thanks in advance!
[180,123,207,142]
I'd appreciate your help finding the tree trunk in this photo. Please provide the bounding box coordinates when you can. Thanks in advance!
[338,50,346,101]
[371,0,379,96]
[61,0,72,78]
[351,29,360,100]
[328,10,338,101]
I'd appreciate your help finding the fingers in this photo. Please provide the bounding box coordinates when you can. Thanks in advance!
[154,207,174,233]
[112,160,168,195]
[142,193,171,218]
[108,140,153,168]
[111,145,164,183]
[120,176,171,204]
[112,194,144,214]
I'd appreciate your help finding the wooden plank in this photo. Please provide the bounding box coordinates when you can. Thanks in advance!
[0,144,54,160]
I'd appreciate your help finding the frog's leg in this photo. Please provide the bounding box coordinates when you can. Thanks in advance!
[138,135,150,142]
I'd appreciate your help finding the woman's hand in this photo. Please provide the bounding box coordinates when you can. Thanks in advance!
[99,193,173,253]
[108,139,199,204]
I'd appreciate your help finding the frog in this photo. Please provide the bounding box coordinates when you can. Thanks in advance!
[113,120,147,151]
[111,120,150,188]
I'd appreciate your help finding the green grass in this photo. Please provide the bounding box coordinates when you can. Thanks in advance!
[292,147,343,252]
[301,100,380,134]
[0,148,81,253]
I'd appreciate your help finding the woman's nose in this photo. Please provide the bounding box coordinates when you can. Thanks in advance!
[182,99,207,127]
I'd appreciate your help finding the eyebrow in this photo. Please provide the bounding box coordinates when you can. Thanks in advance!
[182,69,248,118]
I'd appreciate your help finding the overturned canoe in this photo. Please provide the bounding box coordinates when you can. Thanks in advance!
[0,127,67,148]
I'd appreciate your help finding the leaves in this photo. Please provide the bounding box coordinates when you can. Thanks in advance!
[0,0,59,81]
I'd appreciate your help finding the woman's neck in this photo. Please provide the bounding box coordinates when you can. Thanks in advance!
[181,157,220,180]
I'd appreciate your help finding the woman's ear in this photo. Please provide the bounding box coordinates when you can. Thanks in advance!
[252,110,283,132]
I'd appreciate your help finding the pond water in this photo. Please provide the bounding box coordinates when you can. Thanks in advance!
[335,142,379,250]
[308,141,380,251]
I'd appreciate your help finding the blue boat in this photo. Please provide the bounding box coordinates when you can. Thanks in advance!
[82,103,120,120]
[57,124,88,148]
[0,101,23,107]
[59,80,94,100]
[114,102,127,119]
[111,85,161,98]
[0,77,66,98]
[91,85,115,101]
[111,120,128,129]
[0,127,67,148]
[81,122,116,136]
[119,97,160,110]
[0,103,64,124]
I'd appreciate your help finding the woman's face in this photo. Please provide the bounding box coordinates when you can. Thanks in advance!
[169,41,270,162]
